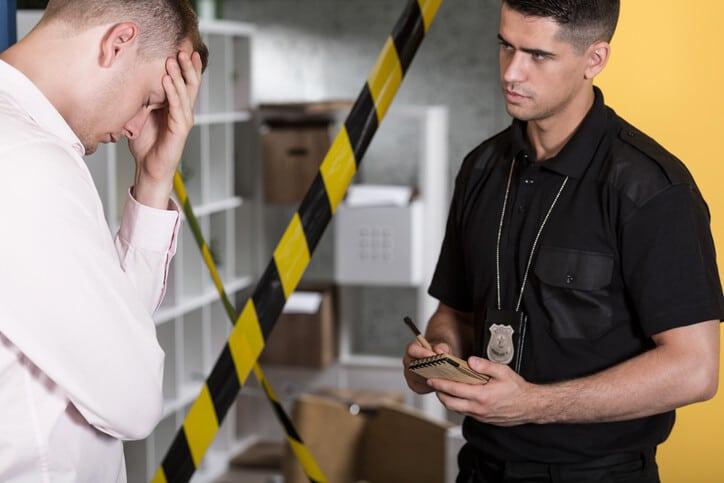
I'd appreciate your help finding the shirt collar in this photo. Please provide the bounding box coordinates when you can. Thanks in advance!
[510,86,608,179]
[0,59,85,156]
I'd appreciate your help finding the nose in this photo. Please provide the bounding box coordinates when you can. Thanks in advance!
[123,109,151,140]
[502,51,528,86]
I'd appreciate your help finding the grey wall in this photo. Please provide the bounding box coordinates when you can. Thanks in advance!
[223,0,510,355]
[222,0,509,181]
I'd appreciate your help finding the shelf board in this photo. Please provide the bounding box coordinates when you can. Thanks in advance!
[162,381,204,419]
[154,275,253,325]
[335,280,424,288]
[185,196,244,218]
[199,19,256,37]
[339,354,403,369]
[195,111,252,125]
[193,435,262,483]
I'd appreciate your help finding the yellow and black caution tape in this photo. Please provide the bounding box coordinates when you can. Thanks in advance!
[153,1,444,481]
[172,172,327,482]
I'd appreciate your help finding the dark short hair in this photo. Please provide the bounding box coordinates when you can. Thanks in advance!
[43,0,209,72]
[503,0,620,51]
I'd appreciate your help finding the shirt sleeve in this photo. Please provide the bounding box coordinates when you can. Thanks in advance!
[115,190,180,314]
[428,170,474,312]
[620,184,724,336]
[0,142,168,440]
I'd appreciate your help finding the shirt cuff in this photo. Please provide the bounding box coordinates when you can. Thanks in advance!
[119,189,181,253]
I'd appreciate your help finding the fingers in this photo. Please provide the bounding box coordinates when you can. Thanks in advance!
[191,51,203,75]
[406,340,436,360]
[403,367,434,395]
[427,377,481,401]
[166,56,192,124]
[436,390,472,415]
[179,50,202,108]
[162,74,182,122]
[433,342,451,355]
[468,356,512,379]
[402,340,436,395]
[165,51,203,125]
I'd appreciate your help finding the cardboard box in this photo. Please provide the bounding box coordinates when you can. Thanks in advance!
[361,404,450,483]
[259,289,336,368]
[335,201,423,286]
[283,389,452,483]
[283,394,367,483]
[262,124,330,204]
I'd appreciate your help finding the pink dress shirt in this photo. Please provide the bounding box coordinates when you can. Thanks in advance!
[0,59,180,482]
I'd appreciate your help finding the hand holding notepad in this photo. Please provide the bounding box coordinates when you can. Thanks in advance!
[404,317,490,385]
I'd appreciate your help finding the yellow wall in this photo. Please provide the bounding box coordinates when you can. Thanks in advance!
[596,1,723,481]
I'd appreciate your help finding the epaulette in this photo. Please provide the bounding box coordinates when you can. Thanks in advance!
[617,121,692,185]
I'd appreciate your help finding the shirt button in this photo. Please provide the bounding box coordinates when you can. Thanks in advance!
[523,178,534,185]
[565,274,575,284]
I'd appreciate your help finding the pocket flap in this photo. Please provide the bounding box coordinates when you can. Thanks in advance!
[534,247,614,290]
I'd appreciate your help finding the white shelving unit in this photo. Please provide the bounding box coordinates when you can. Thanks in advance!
[244,106,451,448]
[17,11,258,483]
[335,106,450,419]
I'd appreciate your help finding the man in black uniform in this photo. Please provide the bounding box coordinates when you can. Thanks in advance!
[403,1,723,482]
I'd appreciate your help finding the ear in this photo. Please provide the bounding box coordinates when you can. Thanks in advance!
[583,40,611,80]
[99,22,140,68]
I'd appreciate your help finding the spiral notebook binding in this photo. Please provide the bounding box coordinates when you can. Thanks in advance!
[413,354,450,368]
[408,354,490,385]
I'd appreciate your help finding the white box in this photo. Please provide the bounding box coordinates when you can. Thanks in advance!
[335,201,423,286]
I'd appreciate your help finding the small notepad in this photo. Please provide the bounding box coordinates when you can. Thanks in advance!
[408,354,490,385]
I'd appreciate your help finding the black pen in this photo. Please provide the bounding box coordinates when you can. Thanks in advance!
[403,316,433,351]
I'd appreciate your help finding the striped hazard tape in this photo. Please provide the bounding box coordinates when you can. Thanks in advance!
[153,1,444,481]
[172,172,327,482]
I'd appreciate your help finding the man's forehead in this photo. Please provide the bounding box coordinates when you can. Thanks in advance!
[147,40,195,105]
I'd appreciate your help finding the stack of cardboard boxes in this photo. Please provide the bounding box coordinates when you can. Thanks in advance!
[284,389,452,483]
[258,102,350,369]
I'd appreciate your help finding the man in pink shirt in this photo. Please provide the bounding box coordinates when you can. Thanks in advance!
[0,1,208,481]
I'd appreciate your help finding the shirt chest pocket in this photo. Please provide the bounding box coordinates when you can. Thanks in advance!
[534,246,615,340]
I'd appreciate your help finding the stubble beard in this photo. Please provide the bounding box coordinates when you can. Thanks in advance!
[77,70,129,156]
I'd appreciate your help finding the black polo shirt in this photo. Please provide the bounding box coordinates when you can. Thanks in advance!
[428,87,724,463]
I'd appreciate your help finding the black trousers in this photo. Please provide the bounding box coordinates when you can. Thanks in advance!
[456,444,660,483]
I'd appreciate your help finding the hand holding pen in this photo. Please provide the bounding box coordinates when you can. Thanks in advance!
[402,316,452,395]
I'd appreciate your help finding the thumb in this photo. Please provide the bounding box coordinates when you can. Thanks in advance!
[468,356,510,379]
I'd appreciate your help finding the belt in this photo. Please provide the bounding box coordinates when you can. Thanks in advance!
[473,448,657,481]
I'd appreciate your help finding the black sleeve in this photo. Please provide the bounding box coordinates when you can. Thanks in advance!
[620,184,724,337]
[428,172,474,313]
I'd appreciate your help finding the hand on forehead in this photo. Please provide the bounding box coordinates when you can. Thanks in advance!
[149,43,201,109]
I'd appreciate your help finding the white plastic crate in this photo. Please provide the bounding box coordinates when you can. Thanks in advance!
[334,200,423,286]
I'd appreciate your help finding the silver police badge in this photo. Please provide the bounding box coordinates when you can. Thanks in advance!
[486,324,515,365]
